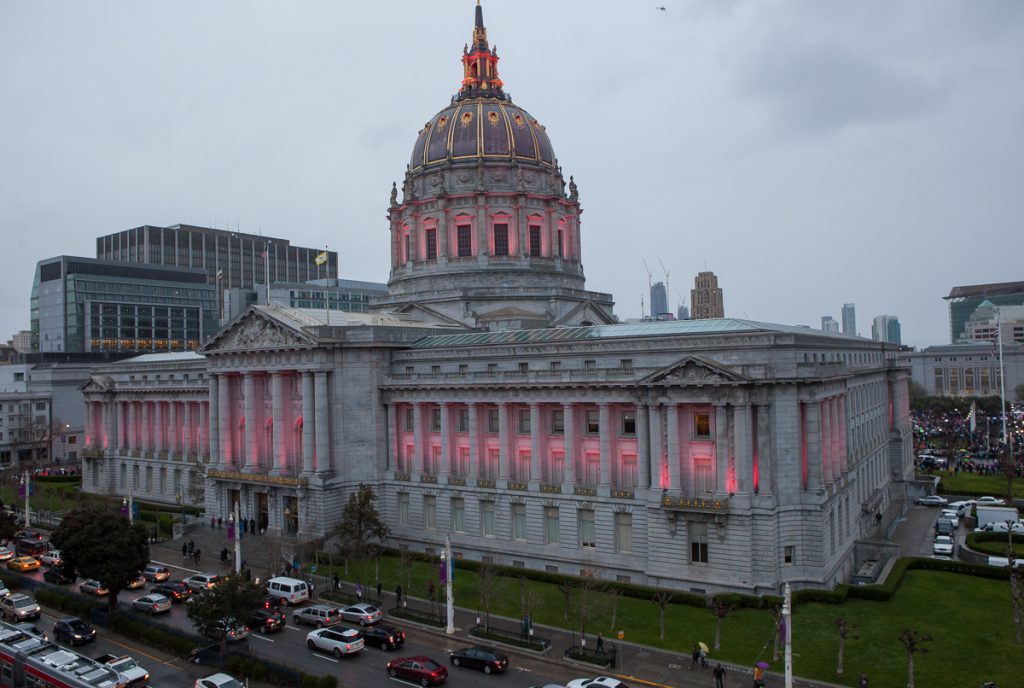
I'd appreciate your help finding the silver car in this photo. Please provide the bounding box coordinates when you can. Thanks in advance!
[292,605,342,628]
[132,593,172,615]
[340,603,382,626]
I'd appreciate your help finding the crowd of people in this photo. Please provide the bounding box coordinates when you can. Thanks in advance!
[912,406,1024,477]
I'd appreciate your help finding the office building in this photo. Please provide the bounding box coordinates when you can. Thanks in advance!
[841,304,856,336]
[944,281,1024,343]
[690,272,724,319]
[899,342,1023,398]
[821,316,839,333]
[650,282,669,318]
[872,315,901,345]
[677,303,690,321]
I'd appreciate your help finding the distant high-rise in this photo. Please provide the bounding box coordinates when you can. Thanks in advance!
[842,303,856,336]
[690,271,724,319]
[650,281,669,317]
[821,316,839,333]
[872,315,901,345]
[944,281,1024,343]
[677,303,690,321]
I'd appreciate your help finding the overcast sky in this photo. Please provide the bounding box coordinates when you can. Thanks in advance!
[2,0,1022,348]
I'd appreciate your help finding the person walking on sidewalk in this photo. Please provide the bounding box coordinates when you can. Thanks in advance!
[376,581,382,600]
[713,663,726,688]
[333,572,340,592]
[182,542,188,560]
[356,582,363,601]
[395,584,403,606]
[194,548,201,565]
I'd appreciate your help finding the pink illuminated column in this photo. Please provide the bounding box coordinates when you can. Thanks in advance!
[84,401,94,449]
[637,404,650,489]
[497,402,509,481]
[302,372,315,475]
[714,404,728,493]
[218,374,232,467]
[168,402,178,456]
[412,402,423,477]
[666,403,680,493]
[141,402,151,453]
[182,401,193,456]
[838,395,848,474]
[243,373,258,471]
[117,401,127,453]
[562,402,576,489]
[208,376,220,465]
[439,402,451,479]
[529,402,541,484]
[467,402,479,480]
[271,372,286,473]
[735,404,752,493]
[387,403,397,471]
[127,401,137,451]
[598,403,611,488]
[648,403,664,489]
[821,400,834,484]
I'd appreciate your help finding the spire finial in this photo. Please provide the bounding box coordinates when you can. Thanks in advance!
[457,2,506,102]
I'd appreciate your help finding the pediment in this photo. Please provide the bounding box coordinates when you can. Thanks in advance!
[641,356,748,386]
[201,309,315,353]
[552,300,617,327]
[391,303,471,329]
[80,375,115,394]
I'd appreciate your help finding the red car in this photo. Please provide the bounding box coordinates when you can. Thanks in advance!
[386,656,448,685]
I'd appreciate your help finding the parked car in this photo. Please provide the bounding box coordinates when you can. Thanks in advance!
[386,656,448,686]
[39,550,62,567]
[948,500,976,518]
[359,623,406,651]
[248,609,286,634]
[0,546,15,562]
[939,509,960,528]
[126,574,147,590]
[53,617,96,646]
[7,556,41,572]
[293,605,342,628]
[449,646,509,674]
[306,627,365,657]
[152,580,193,602]
[43,566,75,585]
[184,573,222,592]
[915,495,948,507]
[97,655,149,688]
[975,496,1007,506]
[339,603,382,626]
[79,579,109,596]
[132,593,172,615]
[567,678,631,688]
[205,619,250,642]
[935,518,956,536]
[143,564,170,582]
[1,593,41,621]
[933,535,955,556]
[194,674,244,688]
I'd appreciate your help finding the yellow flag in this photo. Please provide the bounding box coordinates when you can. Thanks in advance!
[314,251,328,266]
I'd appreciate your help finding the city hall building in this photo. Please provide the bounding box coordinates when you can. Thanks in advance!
[80,5,912,594]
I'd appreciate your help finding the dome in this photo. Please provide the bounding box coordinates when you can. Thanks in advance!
[409,99,556,172]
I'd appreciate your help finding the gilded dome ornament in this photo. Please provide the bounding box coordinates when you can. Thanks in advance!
[460,111,473,127]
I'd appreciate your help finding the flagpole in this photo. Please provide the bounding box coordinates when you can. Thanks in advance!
[998,312,1008,444]
[264,242,271,305]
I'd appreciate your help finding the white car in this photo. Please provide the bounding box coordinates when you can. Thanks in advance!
[975,496,1007,506]
[939,510,959,528]
[39,550,62,567]
[195,674,244,688]
[306,627,364,657]
[947,500,976,517]
[0,546,14,562]
[566,678,632,688]
[932,535,955,556]
[915,495,948,507]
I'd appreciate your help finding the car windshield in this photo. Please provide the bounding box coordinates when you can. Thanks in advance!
[422,660,441,670]
[217,680,244,688]
[14,599,34,608]
[69,621,88,631]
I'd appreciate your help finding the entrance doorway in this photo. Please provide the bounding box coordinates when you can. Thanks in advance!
[228,489,240,518]
[283,496,298,535]
[257,492,269,533]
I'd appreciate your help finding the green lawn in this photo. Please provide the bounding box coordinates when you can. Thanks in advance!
[320,556,1023,687]
[930,471,1021,499]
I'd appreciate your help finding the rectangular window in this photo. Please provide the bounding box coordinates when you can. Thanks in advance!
[933,368,944,393]
[694,412,711,438]
[493,223,509,256]
[529,225,542,257]
[398,493,410,525]
[424,495,437,530]
[621,410,636,436]
[481,500,495,537]
[517,409,531,434]
[690,522,708,563]
[557,229,565,257]
[457,409,469,433]
[549,361,561,371]
[425,228,437,260]
[403,408,413,432]
[550,409,564,435]
[544,506,559,545]
[518,361,529,372]
[615,512,632,553]
[784,545,795,564]
[487,409,499,434]
[578,509,596,548]
[430,408,441,432]
[620,454,637,489]
[585,410,600,434]
[583,359,596,370]
[695,458,713,493]
[452,498,465,533]
[512,503,527,541]
[457,225,472,257]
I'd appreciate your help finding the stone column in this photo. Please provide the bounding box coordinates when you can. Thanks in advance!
[715,404,729,493]
[167,401,178,456]
[314,371,330,474]
[562,403,576,489]
[183,401,193,457]
[735,404,752,493]
[822,399,834,484]
[838,395,849,474]
[497,402,509,482]
[412,403,423,478]
[301,372,315,474]
[386,403,397,471]
[468,402,480,481]
[209,375,220,465]
[598,403,611,489]
[830,397,842,478]
[117,401,127,452]
[271,372,286,474]
[127,401,137,452]
[804,401,823,490]
[637,404,650,489]
[218,374,232,467]
[141,402,151,453]
[756,404,771,494]
[648,404,663,491]
[244,373,257,470]
[105,399,116,450]
[666,404,680,493]
[440,402,451,480]
[529,402,542,485]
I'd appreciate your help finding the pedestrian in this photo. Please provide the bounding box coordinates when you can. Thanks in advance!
[241,518,246,534]
[250,517,256,535]
[596,633,604,653]
[217,516,222,529]
[858,674,868,688]
[396,584,403,605]
[356,582,363,600]
[376,581,383,600]
[753,664,765,687]
[188,539,194,557]
[700,646,708,669]
[194,548,201,565]
[210,516,215,529]
[690,645,700,670]
[427,581,435,600]
[713,663,726,688]
[182,542,188,560]
[221,547,229,565]
[333,572,340,592]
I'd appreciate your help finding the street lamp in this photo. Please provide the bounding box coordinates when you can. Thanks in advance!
[441,534,454,634]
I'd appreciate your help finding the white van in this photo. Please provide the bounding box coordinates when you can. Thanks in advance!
[266,576,310,605]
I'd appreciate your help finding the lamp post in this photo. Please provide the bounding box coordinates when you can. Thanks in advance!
[442,534,454,635]
[233,501,242,574]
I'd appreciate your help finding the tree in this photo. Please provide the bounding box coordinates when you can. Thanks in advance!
[604,582,622,631]
[709,596,736,650]
[331,484,389,577]
[0,508,17,543]
[835,617,859,675]
[771,603,783,662]
[651,591,674,640]
[186,573,265,652]
[897,629,932,688]
[478,559,499,631]
[50,504,149,613]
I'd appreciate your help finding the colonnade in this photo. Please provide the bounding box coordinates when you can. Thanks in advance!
[85,398,209,458]
[801,395,848,491]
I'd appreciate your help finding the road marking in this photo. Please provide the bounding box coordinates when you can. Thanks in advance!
[514,666,533,673]
[250,634,274,643]
[387,678,422,688]
[312,653,338,664]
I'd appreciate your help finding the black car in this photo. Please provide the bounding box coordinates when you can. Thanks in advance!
[258,594,287,610]
[151,581,192,603]
[248,609,286,634]
[359,623,406,651]
[449,646,509,674]
[53,617,96,646]
[43,566,75,585]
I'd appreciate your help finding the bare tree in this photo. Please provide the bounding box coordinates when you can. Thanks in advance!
[771,603,783,661]
[478,559,498,632]
[835,617,859,675]
[652,591,675,640]
[573,570,602,648]
[558,581,574,622]
[897,629,932,688]
[709,597,736,650]
[605,582,623,630]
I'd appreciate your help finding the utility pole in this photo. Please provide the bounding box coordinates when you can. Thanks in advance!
[783,582,793,688]
[22,471,30,529]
